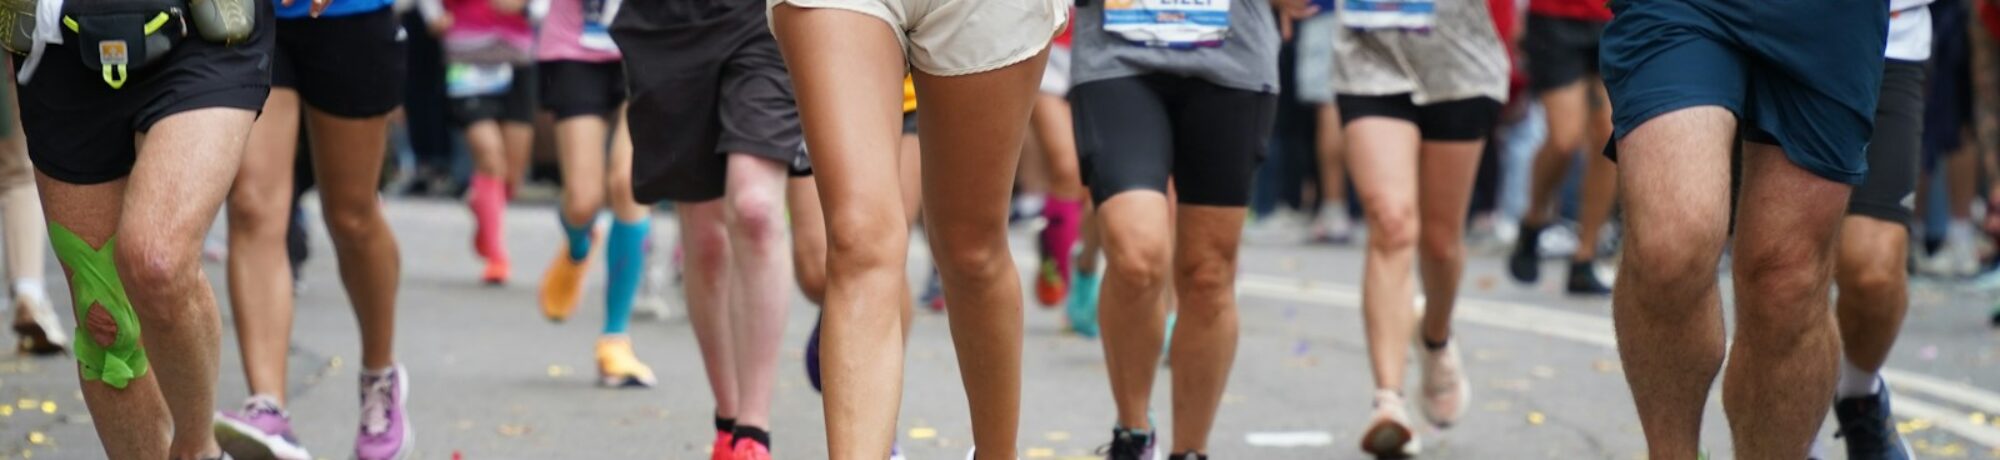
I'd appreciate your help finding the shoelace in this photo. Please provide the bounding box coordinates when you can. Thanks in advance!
[360,374,394,435]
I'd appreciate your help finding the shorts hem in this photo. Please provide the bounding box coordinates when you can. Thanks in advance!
[1609,96,1741,146]
[30,166,127,186]
[136,85,271,133]
[1846,202,1912,227]
[768,0,910,53]
[718,141,802,167]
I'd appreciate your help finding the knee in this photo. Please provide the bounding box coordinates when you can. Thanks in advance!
[606,171,637,207]
[724,187,783,244]
[1175,253,1237,306]
[1736,243,1835,330]
[1105,232,1172,295]
[225,196,290,242]
[561,190,604,226]
[1364,202,1419,252]
[793,245,828,304]
[826,211,908,277]
[684,222,731,273]
[318,192,386,243]
[113,233,199,311]
[1837,259,1904,304]
[1623,221,1727,295]
[1417,222,1463,264]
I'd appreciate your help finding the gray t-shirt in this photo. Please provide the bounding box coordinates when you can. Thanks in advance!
[1071,0,1281,93]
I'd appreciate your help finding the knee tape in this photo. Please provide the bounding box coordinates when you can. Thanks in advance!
[49,224,147,389]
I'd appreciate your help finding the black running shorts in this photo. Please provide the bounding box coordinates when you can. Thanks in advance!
[538,60,625,121]
[13,0,276,185]
[1071,74,1276,207]
[1336,93,1501,142]
[1849,61,1926,226]
[610,0,804,204]
[1521,14,1604,93]
[272,7,407,118]
[449,64,538,126]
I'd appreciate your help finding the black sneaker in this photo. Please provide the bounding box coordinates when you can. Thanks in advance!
[1099,427,1157,460]
[1169,452,1207,460]
[1565,261,1612,295]
[1833,381,1914,460]
[1508,224,1545,284]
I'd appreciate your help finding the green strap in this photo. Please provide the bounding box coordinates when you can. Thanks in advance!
[48,224,147,389]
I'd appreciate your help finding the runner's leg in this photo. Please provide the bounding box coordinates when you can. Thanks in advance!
[1724,143,1849,458]
[769,7,912,458]
[680,200,740,423]
[305,107,403,372]
[1166,204,1247,454]
[226,89,302,402]
[1347,117,1422,392]
[1414,139,1485,349]
[1613,107,1734,459]
[722,154,793,430]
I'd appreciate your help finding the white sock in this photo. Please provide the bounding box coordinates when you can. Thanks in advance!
[11,280,44,304]
[1836,358,1881,399]
[1948,219,1977,245]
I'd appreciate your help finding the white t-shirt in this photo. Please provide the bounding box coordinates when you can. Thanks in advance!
[1886,0,1936,61]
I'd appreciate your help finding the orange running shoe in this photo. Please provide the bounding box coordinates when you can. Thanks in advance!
[1034,259,1067,307]
[594,336,657,388]
[539,251,591,322]
[482,258,510,286]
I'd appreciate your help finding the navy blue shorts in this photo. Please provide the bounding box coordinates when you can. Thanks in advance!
[1600,0,1888,185]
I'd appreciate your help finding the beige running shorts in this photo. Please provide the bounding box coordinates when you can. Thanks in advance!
[768,0,1070,76]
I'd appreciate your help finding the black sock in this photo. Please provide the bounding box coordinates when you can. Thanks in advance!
[1424,337,1449,351]
[1170,452,1208,460]
[714,414,736,433]
[733,425,771,450]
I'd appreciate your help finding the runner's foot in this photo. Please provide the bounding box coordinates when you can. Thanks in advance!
[1413,332,1469,427]
[709,430,733,460]
[12,292,66,355]
[1102,427,1158,460]
[482,258,510,286]
[355,365,411,460]
[921,268,946,312]
[1565,260,1612,296]
[596,336,658,388]
[1508,223,1545,284]
[1834,379,1914,460]
[539,251,591,322]
[1360,390,1419,459]
[1309,204,1354,245]
[215,395,311,460]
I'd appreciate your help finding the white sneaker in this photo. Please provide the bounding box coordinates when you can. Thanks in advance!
[1412,332,1470,427]
[12,292,67,354]
[1360,390,1420,458]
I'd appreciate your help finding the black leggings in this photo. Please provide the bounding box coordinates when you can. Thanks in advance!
[1071,74,1277,207]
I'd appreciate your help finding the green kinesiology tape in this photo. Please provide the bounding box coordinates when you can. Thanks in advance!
[48,224,146,388]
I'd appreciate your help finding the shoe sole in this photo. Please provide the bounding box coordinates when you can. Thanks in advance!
[214,416,311,460]
[12,323,62,356]
[599,375,657,388]
[363,368,416,460]
[1360,420,1417,459]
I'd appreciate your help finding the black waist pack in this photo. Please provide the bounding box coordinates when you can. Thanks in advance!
[63,0,187,89]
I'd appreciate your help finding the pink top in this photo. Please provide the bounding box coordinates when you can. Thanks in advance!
[537,0,621,62]
[442,0,534,55]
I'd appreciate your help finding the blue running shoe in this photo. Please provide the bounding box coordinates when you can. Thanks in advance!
[1067,271,1101,338]
[805,315,823,392]
[1833,379,1913,460]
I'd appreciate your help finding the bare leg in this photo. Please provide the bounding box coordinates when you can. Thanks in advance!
[1346,117,1422,392]
[1414,139,1485,344]
[500,121,535,191]
[1833,216,1908,375]
[305,107,402,371]
[1033,95,1085,201]
[680,200,739,420]
[721,154,793,430]
[227,89,301,402]
[1572,81,1618,262]
[555,116,610,228]
[605,108,646,223]
[788,178,829,306]
[912,54,1048,460]
[1723,143,1848,458]
[1524,82,1587,227]
[1315,104,1346,206]
[1097,191,1173,430]
[1613,108,1734,459]
[770,8,914,458]
[1167,205,1247,454]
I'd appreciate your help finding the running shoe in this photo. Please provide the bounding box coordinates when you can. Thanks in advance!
[1413,333,1469,427]
[1169,453,1208,460]
[12,292,66,355]
[890,444,906,460]
[805,315,823,392]
[1990,304,1999,327]
[215,395,310,460]
[1066,271,1101,338]
[731,438,771,460]
[1160,313,1177,364]
[596,336,658,388]
[1508,223,1545,284]
[1034,259,1068,308]
[355,365,411,460]
[921,268,946,312]
[709,431,734,460]
[538,250,591,323]
[1360,390,1420,459]
[1100,427,1159,460]
[482,258,510,286]
[632,247,675,320]
[1833,379,1914,460]
[1565,261,1612,296]
[1309,205,1354,245]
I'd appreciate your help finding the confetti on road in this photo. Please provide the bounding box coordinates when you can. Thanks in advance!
[1593,359,1619,373]
[1044,431,1070,442]
[1527,411,1546,425]
[497,424,531,437]
[26,432,44,445]
[1026,447,1054,458]
[1530,366,1556,379]
[909,427,938,440]
[38,401,52,414]
[546,365,570,378]
[14,399,33,410]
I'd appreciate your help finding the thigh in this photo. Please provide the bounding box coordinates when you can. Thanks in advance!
[1171,81,1277,208]
[912,50,1051,239]
[1617,107,1736,249]
[1601,8,1748,160]
[1070,77,1174,207]
[122,108,257,251]
[1735,143,1853,268]
[768,4,912,246]
[1340,97,1423,209]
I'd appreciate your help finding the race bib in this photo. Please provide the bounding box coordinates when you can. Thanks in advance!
[1338,0,1435,30]
[446,63,514,98]
[580,0,616,52]
[1103,0,1231,49]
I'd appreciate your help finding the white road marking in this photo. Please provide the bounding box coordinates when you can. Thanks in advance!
[1244,431,1335,447]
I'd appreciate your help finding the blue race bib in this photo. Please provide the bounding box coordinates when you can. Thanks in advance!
[1103,0,1232,49]
[1338,0,1435,30]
